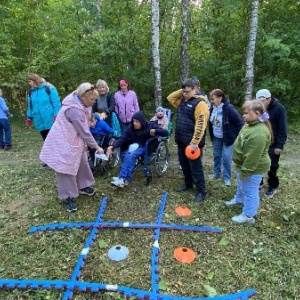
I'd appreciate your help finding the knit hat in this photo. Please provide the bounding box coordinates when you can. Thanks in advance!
[156,106,164,113]
[256,89,271,99]
[131,111,147,128]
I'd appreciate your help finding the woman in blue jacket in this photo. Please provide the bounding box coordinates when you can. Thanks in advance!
[25,74,61,141]
[208,89,244,186]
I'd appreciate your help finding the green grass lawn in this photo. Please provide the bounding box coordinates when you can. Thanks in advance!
[0,117,299,300]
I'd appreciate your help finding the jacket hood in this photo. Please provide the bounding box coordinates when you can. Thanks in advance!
[131,111,147,128]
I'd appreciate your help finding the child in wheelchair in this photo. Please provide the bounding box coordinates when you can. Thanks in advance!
[88,112,114,173]
[106,111,168,187]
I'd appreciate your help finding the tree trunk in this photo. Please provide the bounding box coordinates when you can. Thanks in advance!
[151,0,162,107]
[96,0,103,32]
[245,0,259,100]
[180,0,191,85]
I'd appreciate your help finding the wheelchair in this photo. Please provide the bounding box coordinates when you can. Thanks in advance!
[88,134,121,176]
[134,135,170,185]
[132,108,173,185]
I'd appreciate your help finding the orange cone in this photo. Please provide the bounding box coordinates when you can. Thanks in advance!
[174,247,196,263]
[175,206,191,217]
[185,145,201,160]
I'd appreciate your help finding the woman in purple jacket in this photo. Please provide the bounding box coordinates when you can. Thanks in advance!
[114,79,140,133]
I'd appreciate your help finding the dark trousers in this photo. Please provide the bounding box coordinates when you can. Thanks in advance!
[177,143,206,194]
[261,150,280,189]
[40,129,50,141]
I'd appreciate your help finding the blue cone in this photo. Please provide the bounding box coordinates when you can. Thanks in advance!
[108,245,129,261]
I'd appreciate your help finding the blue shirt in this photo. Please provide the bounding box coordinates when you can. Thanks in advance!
[210,103,224,138]
[0,97,9,119]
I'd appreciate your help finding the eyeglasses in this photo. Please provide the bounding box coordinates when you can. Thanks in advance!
[182,89,192,94]
[83,85,95,95]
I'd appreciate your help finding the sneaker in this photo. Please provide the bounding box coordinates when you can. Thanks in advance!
[264,187,277,198]
[42,163,50,169]
[112,176,119,181]
[225,198,243,207]
[111,178,126,188]
[224,179,231,186]
[231,212,255,225]
[208,174,220,179]
[66,198,77,213]
[80,187,96,196]
[3,145,12,151]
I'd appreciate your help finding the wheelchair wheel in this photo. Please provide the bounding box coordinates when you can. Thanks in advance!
[108,147,120,168]
[153,140,169,176]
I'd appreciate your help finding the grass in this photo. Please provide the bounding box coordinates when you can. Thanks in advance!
[0,116,299,300]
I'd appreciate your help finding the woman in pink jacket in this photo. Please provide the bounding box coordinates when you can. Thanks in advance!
[40,83,104,212]
[114,79,140,133]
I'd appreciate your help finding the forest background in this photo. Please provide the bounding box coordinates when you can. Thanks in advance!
[0,0,299,128]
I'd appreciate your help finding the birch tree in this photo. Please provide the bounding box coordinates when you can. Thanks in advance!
[96,0,103,32]
[151,0,162,107]
[244,0,259,100]
[180,0,190,84]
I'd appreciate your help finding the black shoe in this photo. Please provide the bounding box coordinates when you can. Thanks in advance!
[194,192,206,202]
[66,198,77,212]
[80,187,96,196]
[42,163,50,169]
[176,184,193,192]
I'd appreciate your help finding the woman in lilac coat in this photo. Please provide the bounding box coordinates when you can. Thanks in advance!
[40,83,104,213]
[114,79,140,133]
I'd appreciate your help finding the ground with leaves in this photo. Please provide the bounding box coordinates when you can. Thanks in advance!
[0,117,299,300]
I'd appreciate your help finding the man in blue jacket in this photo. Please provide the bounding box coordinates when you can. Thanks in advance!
[256,89,288,198]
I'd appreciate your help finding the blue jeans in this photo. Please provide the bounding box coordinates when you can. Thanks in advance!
[234,171,263,217]
[119,146,146,181]
[212,137,233,181]
[0,118,12,146]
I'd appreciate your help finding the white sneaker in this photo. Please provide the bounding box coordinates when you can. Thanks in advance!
[224,179,231,186]
[231,212,255,225]
[112,176,119,181]
[225,198,243,207]
[111,178,125,188]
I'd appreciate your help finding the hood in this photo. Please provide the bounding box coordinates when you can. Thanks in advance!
[131,111,147,128]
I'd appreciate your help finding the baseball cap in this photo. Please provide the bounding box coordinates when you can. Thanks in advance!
[256,89,271,99]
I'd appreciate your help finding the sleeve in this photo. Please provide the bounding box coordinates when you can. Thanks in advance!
[191,101,209,145]
[107,93,115,114]
[49,86,61,116]
[26,96,32,119]
[114,92,119,115]
[0,98,9,114]
[65,108,99,149]
[229,106,244,130]
[276,107,288,149]
[99,119,113,135]
[167,90,182,109]
[150,122,168,137]
[133,91,140,112]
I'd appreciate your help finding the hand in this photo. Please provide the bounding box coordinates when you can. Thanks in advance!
[150,129,156,136]
[25,119,32,126]
[274,148,282,155]
[190,143,199,153]
[96,146,104,154]
[106,146,113,158]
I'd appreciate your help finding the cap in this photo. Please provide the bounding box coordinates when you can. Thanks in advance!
[256,89,271,99]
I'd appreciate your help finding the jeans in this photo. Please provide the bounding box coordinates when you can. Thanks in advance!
[119,146,146,181]
[212,137,233,181]
[235,171,263,217]
[177,143,206,194]
[0,118,12,146]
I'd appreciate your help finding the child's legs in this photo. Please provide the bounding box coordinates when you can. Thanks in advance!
[240,174,263,217]
[222,144,233,181]
[119,146,146,181]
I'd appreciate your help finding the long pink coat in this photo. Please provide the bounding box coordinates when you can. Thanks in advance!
[40,93,93,175]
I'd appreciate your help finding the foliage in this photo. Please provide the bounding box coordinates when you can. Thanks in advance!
[0,0,299,118]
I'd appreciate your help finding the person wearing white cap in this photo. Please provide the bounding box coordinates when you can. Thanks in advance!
[256,89,288,198]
